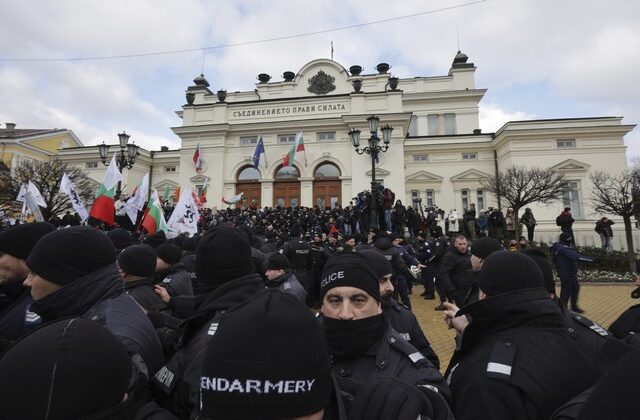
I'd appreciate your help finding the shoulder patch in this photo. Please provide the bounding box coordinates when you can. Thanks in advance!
[207,322,219,336]
[572,314,609,337]
[283,282,292,290]
[162,277,172,283]
[154,366,176,393]
[24,309,41,325]
[486,341,516,381]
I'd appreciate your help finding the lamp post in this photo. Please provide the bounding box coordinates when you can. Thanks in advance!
[348,115,393,231]
[97,131,140,198]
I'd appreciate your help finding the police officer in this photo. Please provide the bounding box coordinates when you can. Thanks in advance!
[443,251,600,420]
[279,225,313,296]
[319,252,451,413]
[361,249,440,369]
[372,232,414,309]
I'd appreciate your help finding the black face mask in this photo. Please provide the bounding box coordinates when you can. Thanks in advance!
[323,314,385,358]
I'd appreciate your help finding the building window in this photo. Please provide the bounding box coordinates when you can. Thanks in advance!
[408,115,418,136]
[314,163,340,178]
[425,189,435,207]
[562,181,582,218]
[444,113,457,135]
[240,136,258,145]
[317,132,336,141]
[557,139,576,149]
[462,152,478,160]
[477,189,484,210]
[427,114,439,136]
[86,162,98,169]
[164,166,176,172]
[412,154,429,161]
[278,133,296,143]
[461,189,469,211]
[238,167,261,181]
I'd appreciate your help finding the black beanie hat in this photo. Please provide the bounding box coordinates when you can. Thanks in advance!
[106,227,133,251]
[26,227,117,286]
[0,318,131,420]
[182,237,197,252]
[200,289,332,419]
[470,237,504,259]
[520,248,555,295]
[559,232,572,244]
[0,222,55,260]
[196,226,254,285]
[267,254,290,271]
[360,249,392,278]
[320,252,380,301]
[117,244,157,278]
[477,251,544,296]
[156,243,181,265]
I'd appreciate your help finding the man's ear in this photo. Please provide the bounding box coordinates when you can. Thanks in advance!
[479,290,487,300]
[376,302,382,314]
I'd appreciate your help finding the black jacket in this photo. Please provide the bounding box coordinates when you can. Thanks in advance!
[152,273,264,418]
[438,247,474,298]
[281,238,313,290]
[331,323,451,411]
[383,299,440,369]
[126,277,169,313]
[155,263,194,297]
[30,264,165,379]
[373,237,413,281]
[0,283,39,342]
[446,288,600,420]
[266,272,307,304]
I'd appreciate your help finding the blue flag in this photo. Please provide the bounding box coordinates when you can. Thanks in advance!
[252,136,266,169]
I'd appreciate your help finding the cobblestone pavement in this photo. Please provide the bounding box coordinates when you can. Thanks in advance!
[411,282,637,373]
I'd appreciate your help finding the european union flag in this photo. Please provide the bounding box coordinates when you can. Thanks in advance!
[252,136,265,169]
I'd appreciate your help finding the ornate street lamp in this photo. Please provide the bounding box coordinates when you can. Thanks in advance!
[97,131,140,197]
[348,115,394,231]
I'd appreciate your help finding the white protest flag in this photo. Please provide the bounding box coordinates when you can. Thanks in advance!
[167,183,199,238]
[124,173,149,224]
[60,173,89,221]
[16,184,27,201]
[27,181,47,208]
[103,154,123,191]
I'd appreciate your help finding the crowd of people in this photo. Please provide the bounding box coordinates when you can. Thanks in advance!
[0,197,639,419]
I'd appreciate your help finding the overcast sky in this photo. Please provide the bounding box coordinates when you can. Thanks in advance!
[1,0,638,159]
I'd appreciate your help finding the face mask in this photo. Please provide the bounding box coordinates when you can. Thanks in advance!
[323,314,385,358]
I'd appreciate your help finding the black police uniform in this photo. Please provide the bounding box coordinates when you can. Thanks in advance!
[445,288,600,420]
[332,324,451,409]
[383,298,440,369]
[280,238,313,292]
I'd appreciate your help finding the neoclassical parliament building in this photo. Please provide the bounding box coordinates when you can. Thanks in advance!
[1,52,636,247]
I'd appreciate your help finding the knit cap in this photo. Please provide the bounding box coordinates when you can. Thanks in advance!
[267,254,290,271]
[0,318,131,419]
[156,243,181,265]
[26,226,116,286]
[117,244,157,278]
[360,249,393,278]
[200,289,332,419]
[470,237,503,259]
[0,222,55,260]
[477,251,544,296]
[196,226,254,286]
[320,252,380,301]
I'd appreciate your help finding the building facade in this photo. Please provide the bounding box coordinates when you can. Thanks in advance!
[14,52,635,248]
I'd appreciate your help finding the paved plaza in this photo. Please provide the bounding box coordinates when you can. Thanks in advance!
[413,282,637,373]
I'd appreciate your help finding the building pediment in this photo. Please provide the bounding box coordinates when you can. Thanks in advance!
[450,168,491,182]
[365,168,391,177]
[154,180,179,190]
[405,170,443,183]
[551,159,590,172]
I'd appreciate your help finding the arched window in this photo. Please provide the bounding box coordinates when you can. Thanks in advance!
[314,162,340,179]
[275,165,300,180]
[237,166,261,181]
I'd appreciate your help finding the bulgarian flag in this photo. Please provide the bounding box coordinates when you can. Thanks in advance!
[193,142,202,173]
[89,154,122,225]
[283,131,306,167]
[141,190,168,234]
[89,184,116,226]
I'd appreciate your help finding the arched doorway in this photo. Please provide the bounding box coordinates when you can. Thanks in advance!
[236,166,262,208]
[273,165,300,208]
[313,162,341,209]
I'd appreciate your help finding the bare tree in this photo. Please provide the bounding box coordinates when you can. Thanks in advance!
[482,166,570,239]
[590,170,640,272]
[0,160,95,221]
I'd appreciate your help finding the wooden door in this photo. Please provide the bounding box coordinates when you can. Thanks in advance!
[236,182,261,208]
[273,181,300,208]
[313,179,341,209]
